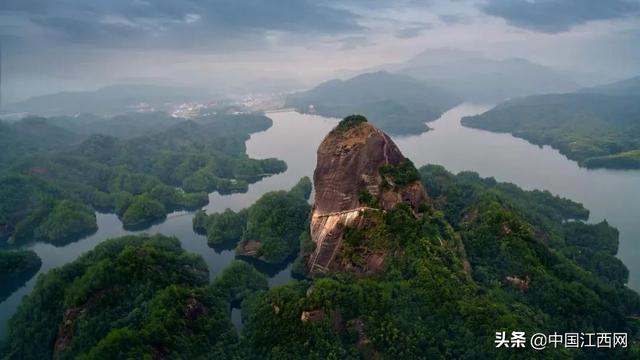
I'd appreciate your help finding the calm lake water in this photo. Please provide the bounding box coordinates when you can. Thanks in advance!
[1,105,639,339]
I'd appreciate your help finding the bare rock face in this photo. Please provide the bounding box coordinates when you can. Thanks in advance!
[307,116,428,274]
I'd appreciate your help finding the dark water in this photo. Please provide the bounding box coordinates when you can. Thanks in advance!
[2,105,639,339]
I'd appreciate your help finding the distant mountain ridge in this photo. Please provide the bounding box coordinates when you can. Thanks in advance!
[5,84,198,117]
[331,48,581,103]
[49,112,183,140]
[285,71,459,135]
[398,48,581,102]
[579,75,640,96]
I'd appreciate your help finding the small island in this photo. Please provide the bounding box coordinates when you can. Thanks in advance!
[120,195,167,229]
[194,177,312,264]
[34,200,98,246]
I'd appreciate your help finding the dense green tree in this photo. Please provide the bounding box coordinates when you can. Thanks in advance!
[195,178,312,263]
[193,209,248,245]
[1,235,240,360]
[34,200,97,245]
[3,110,640,359]
[148,184,208,211]
[213,260,268,303]
[121,195,166,228]
[242,189,310,263]
[288,176,312,200]
[0,250,42,302]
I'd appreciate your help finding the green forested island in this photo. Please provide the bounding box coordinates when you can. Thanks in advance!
[0,113,286,245]
[3,161,638,358]
[462,91,640,169]
[285,71,459,135]
[194,177,312,263]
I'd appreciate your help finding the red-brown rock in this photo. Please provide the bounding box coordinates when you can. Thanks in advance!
[307,118,428,274]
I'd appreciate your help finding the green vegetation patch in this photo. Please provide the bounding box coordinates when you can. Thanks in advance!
[336,114,368,132]
[583,149,640,169]
[34,200,97,245]
[0,250,42,302]
[121,195,166,228]
[379,159,421,189]
[193,208,248,245]
[194,178,312,263]
[212,260,268,304]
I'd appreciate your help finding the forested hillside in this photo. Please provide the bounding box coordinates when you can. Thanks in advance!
[462,93,640,169]
[2,235,267,359]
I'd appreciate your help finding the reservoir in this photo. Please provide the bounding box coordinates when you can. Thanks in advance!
[2,105,639,338]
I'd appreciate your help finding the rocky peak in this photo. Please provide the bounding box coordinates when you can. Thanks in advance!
[307,115,428,274]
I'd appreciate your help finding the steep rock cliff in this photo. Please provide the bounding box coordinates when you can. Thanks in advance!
[307,115,428,273]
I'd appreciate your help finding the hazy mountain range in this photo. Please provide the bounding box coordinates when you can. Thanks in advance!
[3,84,202,117]
[285,71,459,134]
[399,49,581,102]
[336,48,582,103]
[580,75,640,96]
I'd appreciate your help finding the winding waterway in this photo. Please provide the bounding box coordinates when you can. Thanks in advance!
[2,104,639,339]
[394,104,640,293]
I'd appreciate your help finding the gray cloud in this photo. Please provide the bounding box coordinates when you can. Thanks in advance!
[334,36,376,50]
[395,23,433,39]
[1,0,639,104]
[439,14,463,25]
[1,0,363,49]
[481,0,640,33]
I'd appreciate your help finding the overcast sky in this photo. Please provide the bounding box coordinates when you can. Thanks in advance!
[1,0,639,102]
